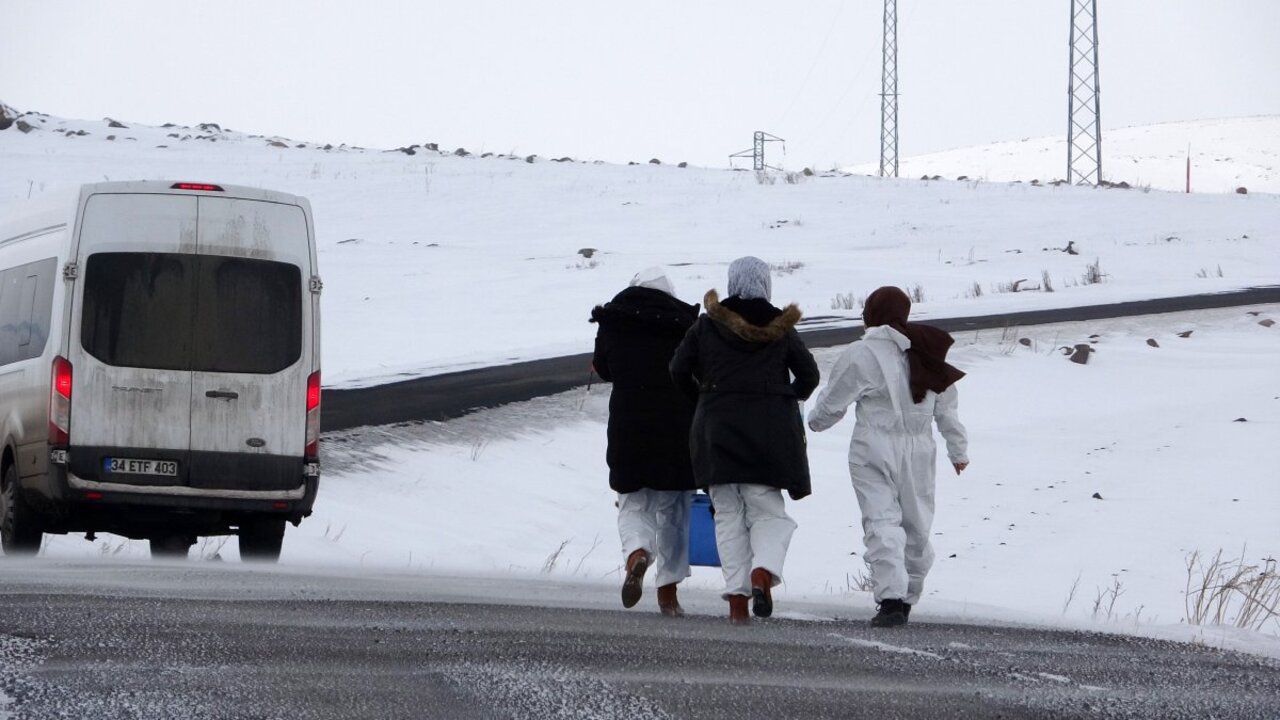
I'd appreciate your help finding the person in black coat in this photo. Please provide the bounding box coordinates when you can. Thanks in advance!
[669,256,819,624]
[591,266,700,617]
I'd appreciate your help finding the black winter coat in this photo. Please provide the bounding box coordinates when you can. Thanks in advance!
[669,290,820,499]
[591,286,701,494]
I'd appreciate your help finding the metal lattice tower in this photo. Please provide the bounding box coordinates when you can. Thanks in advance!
[1067,0,1102,185]
[729,131,785,171]
[878,0,899,178]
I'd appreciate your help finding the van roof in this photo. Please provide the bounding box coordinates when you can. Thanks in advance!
[1,181,310,241]
[80,180,308,207]
[0,188,80,240]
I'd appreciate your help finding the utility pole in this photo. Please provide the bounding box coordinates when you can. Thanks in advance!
[879,0,899,178]
[729,131,786,172]
[1066,0,1102,185]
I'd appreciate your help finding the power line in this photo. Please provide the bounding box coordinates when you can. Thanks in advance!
[772,1,847,130]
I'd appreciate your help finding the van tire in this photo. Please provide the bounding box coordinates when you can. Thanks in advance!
[1,463,43,555]
[149,534,194,559]
[239,518,285,563]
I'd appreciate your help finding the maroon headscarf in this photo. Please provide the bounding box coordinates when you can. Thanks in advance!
[863,286,965,403]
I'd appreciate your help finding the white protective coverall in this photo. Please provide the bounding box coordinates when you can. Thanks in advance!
[708,483,796,598]
[806,325,968,604]
[617,489,692,587]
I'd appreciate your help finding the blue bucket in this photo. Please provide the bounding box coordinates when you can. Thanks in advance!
[688,493,721,567]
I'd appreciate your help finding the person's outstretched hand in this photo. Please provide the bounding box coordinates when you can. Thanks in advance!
[953,462,969,475]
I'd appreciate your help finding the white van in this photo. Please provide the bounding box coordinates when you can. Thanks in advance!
[0,181,321,561]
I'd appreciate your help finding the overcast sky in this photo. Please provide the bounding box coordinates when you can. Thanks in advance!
[3,1,1277,169]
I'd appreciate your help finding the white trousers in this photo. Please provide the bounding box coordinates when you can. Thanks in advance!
[708,484,796,599]
[849,433,937,605]
[617,489,693,588]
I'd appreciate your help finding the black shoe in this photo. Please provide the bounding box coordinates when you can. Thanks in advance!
[750,568,774,618]
[870,599,908,628]
[751,587,773,618]
[903,602,912,620]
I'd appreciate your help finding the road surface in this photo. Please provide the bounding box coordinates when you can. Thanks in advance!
[1,563,1276,719]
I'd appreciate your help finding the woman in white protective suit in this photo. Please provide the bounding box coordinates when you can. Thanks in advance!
[806,285,969,628]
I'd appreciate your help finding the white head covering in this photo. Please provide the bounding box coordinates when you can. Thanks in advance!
[727,256,771,301]
[629,266,676,297]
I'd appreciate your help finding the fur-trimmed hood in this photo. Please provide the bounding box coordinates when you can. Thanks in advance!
[704,289,801,343]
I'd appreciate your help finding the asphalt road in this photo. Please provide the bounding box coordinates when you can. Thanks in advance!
[1,564,1277,720]
[322,286,1280,431]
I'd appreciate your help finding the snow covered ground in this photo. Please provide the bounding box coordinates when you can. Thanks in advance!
[2,105,1277,386]
[846,116,1280,195]
[3,105,1278,658]
[311,304,1280,661]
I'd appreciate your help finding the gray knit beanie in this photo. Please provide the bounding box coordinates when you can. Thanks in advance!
[727,256,771,301]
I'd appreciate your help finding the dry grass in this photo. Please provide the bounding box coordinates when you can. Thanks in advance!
[848,568,874,593]
[1062,571,1083,614]
[1092,575,1126,621]
[198,535,229,560]
[770,260,804,275]
[831,292,861,310]
[1185,549,1280,631]
[1082,258,1105,285]
[541,539,571,574]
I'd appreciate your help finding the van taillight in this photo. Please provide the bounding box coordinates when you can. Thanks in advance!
[49,356,72,446]
[305,371,321,459]
[170,182,224,192]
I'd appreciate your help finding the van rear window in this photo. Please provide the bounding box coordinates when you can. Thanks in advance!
[81,252,302,374]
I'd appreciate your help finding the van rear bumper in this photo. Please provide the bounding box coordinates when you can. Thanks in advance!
[66,473,307,501]
[67,445,307,492]
[64,472,319,517]
[21,446,321,535]
[28,467,319,535]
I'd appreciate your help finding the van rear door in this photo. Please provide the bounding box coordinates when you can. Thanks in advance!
[74,194,196,467]
[186,197,312,492]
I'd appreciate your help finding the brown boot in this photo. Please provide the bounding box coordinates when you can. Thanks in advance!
[750,568,774,618]
[657,583,684,618]
[728,595,750,625]
[621,549,650,609]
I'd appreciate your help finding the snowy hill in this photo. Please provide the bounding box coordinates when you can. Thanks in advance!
[3,103,1278,657]
[846,116,1280,194]
[1,102,1276,386]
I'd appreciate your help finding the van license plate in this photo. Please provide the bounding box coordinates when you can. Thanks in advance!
[103,458,179,477]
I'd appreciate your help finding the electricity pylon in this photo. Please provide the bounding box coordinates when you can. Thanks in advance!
[878,0,899,178]
[1067,0,1102,185]
[729,131,786,171]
